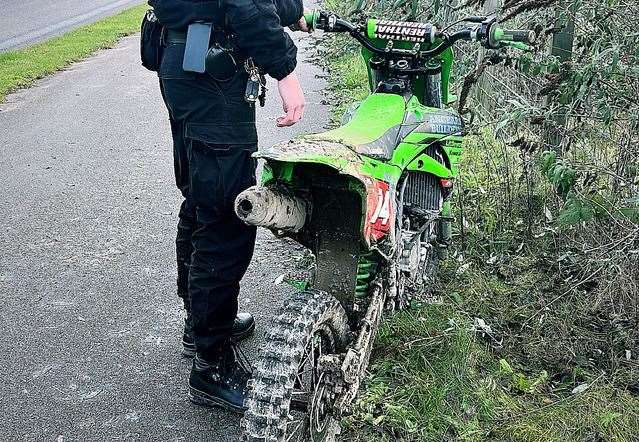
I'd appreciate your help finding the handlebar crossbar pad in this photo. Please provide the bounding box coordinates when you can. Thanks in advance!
[368,19,436,44]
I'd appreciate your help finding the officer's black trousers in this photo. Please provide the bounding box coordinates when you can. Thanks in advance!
[159,42,258,360]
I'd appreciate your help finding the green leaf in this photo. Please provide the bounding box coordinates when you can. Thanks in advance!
[558,195,595,225]
[542,151,557,174]
[499,359,514,375]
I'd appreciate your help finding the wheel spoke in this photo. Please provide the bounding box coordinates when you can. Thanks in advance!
[297,367,314,377]
[286,416,308,442]
[298,345,312,370]
[296,334,322,393]
[295,373,305,391]
[296,338,316,391]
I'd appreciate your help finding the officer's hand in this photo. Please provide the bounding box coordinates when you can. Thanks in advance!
[289,11,312,33]
[297,13,311,33]
[277,72,305,127]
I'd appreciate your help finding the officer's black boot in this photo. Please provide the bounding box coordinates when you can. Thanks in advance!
[232,312,256,341]
[189,342,252,413]
[182,312,256,358]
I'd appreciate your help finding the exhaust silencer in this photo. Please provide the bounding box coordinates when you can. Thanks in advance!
[234,186,309,232]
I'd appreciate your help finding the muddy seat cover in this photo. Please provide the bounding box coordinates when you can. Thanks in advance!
[306,94,463,160]
[309,93,407,159]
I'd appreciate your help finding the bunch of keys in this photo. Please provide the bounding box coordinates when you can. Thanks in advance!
[244,58,267,107]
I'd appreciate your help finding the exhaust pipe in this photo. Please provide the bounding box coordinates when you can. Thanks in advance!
[234,186,309,232]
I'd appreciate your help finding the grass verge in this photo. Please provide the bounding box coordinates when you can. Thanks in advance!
[341,258,639,441]
[0,4,148,102]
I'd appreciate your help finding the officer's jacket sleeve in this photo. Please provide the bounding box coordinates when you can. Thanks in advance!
[276,0,304,27]
[148,0,221,30]
[224,0,301,81]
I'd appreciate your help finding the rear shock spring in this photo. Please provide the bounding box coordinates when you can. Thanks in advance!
[355,253,376,298]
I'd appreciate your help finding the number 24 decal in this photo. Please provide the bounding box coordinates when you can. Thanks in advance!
[370,188,391,226]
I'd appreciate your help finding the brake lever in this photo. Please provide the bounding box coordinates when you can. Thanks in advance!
[477,14,498,47]
[482,14,498,25]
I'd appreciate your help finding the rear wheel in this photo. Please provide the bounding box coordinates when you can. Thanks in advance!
[240,290,350,442]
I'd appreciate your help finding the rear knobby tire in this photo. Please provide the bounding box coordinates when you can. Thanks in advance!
[240,289,350,442]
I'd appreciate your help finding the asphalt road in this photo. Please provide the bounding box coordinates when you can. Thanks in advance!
[0,30,329,441]
[0,0,144,51]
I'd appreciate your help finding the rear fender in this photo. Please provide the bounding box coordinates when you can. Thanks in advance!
[256,138,399,253]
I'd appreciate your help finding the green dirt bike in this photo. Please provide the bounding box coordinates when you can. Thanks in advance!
[235,10,534,442]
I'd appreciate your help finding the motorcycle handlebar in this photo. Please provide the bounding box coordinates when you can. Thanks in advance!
[303,11,535,56]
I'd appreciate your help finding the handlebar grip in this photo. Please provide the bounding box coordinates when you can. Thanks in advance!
[501,29,536,44]
[304,11,316,30]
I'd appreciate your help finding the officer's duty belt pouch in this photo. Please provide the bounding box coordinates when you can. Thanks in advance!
[140,9,164,72]
[205,45,238,82]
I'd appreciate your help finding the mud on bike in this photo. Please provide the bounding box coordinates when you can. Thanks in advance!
[234,10,535,442]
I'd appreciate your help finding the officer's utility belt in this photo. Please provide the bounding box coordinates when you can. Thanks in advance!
[169,24,267,107]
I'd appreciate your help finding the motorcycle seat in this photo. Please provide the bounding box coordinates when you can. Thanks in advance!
[308,93,406,160]
[307,94,462,160]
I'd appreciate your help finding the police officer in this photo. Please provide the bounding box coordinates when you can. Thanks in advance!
[150,0,307,412]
